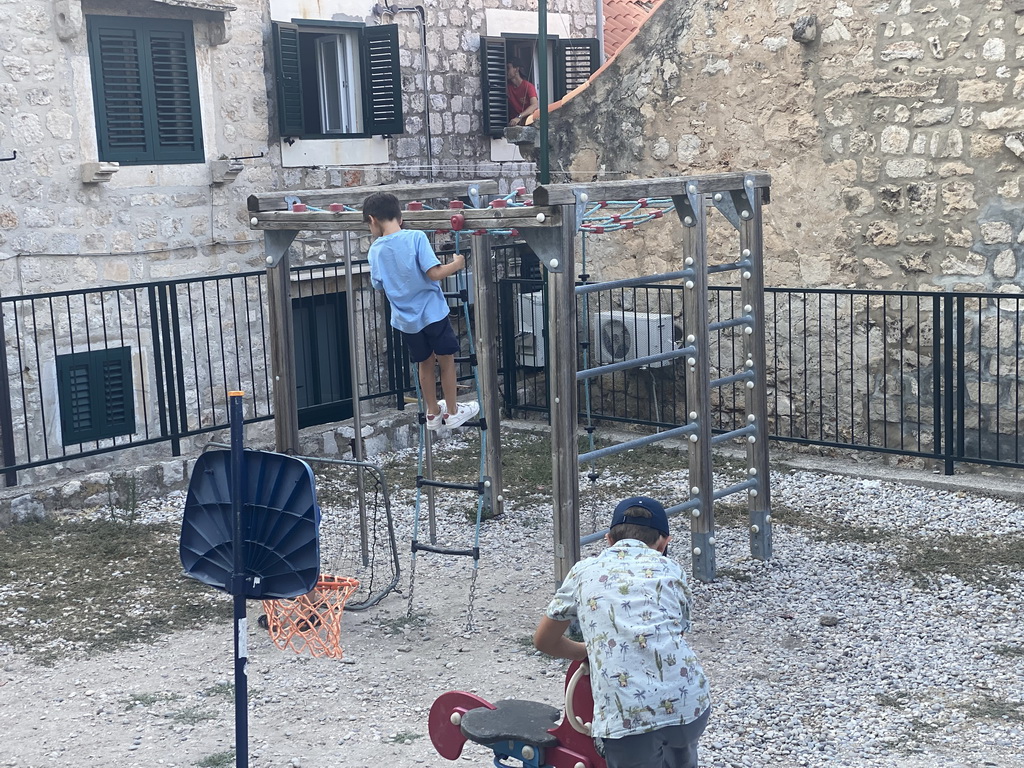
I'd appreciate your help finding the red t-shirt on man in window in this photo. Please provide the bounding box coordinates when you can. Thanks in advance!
[506,61,539,126]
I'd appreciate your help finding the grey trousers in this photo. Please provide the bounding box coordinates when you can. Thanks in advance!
[601,707,711,768]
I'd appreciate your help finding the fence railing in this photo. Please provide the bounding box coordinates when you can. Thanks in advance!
[0,261,407,486]
[501,280,1024,473]
[0,244,526,486]
[5,262,1023,485]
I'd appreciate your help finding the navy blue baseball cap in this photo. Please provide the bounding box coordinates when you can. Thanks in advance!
[611,496,670,537]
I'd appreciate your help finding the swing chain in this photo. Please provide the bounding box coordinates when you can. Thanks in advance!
[465,566,478,632]
[406,555,417,617]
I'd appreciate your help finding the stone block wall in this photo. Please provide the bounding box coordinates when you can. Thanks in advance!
[548,0,1024,294]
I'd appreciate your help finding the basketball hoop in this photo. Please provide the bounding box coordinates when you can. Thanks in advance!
[262,575,360,659]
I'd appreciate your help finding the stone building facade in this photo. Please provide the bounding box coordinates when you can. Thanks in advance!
[0,0,599,296]
[548,0,1024,294]
[0,0,599,511]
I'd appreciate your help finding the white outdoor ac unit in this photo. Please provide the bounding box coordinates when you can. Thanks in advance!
[441,269,474,307]
[592,311,678,369]
[516,290,545,367]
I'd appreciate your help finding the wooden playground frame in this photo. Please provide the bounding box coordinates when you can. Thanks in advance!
[247,172,773,583]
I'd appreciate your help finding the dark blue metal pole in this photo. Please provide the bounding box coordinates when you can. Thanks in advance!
[229,391,249,768]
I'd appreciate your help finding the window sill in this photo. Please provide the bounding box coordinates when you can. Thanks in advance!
[280,137,388,168]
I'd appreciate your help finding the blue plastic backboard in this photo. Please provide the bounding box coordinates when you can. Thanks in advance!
[180,450,320,600]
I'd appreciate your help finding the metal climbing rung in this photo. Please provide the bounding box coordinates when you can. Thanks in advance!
[708,315,754,333]
[412,540,479,558]
[711,370,755,389]
[711,425,757,445]
[713,479,758,500]
[708,259,752,274]
[417,476,483,493]
[443,289,470,301]
[454,354,477,366]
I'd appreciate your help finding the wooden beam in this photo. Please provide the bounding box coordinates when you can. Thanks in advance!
[247,180,501,212]
[531,172,772,206]
[249,206,561,232]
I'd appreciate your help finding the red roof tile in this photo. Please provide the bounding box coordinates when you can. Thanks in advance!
[604,0,657,58]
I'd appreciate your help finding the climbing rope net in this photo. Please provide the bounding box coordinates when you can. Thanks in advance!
[289,191,675,236]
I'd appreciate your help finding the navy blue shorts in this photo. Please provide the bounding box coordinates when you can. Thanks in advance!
[402,317,459,363]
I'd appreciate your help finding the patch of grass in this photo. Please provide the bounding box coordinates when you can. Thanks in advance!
[709,503,750,527]
[714,567,752,583]
[957,693,1024,723]
[0,518,228,665]
[513,635,536,649]
[122,692,182,710]
[195,751,234,768]
[898,534,1024,591]
[378,609,427,635]
[768,502,893,545]
[387,731,424,744]
[171,705,217,725]
[993,644,1024,658]
[201,682,234,699]
[875,692,910,709]
[106,472,141,526]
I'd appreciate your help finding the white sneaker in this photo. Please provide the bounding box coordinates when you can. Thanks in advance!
[444,401,479,429]
[424,400,445,431]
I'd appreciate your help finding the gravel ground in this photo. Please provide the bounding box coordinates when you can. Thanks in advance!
[0,435,1022,768]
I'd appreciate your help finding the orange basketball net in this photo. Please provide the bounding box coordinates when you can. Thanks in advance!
[261,575,360,659]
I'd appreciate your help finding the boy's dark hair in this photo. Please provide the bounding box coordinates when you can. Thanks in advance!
[507,59,523,76]
[362,192,402,223]
[608,506,662,546]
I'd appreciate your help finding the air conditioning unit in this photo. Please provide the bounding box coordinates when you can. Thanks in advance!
[516,290,545,367]
[441,269,474,307]
[592,311,678,369]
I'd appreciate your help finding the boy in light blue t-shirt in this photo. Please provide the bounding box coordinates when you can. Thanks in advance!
[364,192,479,430]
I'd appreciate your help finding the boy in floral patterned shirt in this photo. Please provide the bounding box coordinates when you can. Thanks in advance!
[533,496,711,768]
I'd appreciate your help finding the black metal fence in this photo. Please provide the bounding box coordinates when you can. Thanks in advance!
[501,280,1024,473]
[4,260,1023,485]
[0,261,408,486]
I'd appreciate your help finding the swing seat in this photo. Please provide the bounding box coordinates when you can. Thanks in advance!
[459,699,561,747]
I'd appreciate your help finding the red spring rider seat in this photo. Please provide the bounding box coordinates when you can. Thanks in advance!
[428,659,605,768]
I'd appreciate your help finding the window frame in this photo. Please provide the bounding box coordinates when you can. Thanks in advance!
[86,15,205,166]
[273,20,404,140]
[480,33,600,139]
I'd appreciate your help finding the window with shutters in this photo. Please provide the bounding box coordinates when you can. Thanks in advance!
[480,35,600,138]
[86,16,204,165]
[273,21,404,139]
[56,347,136,446]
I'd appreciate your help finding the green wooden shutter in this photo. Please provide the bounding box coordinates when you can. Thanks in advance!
[147,25,204,162]
[554,38,600,101]
[480,36,508,138]
[273,22,306,136]
[87,18,150,163]
[57,347,136,446]
[87,16,203,165]
[362,24,404,136]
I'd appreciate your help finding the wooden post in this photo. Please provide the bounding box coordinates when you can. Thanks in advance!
[471,232,503,517]
[343,232,369,564]
[739,181,773,561]
[265,230,300,455]
[548,217,580,584]
[675,189,716,583]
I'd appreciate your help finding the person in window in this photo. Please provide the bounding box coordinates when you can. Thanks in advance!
[506,60,539,127]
